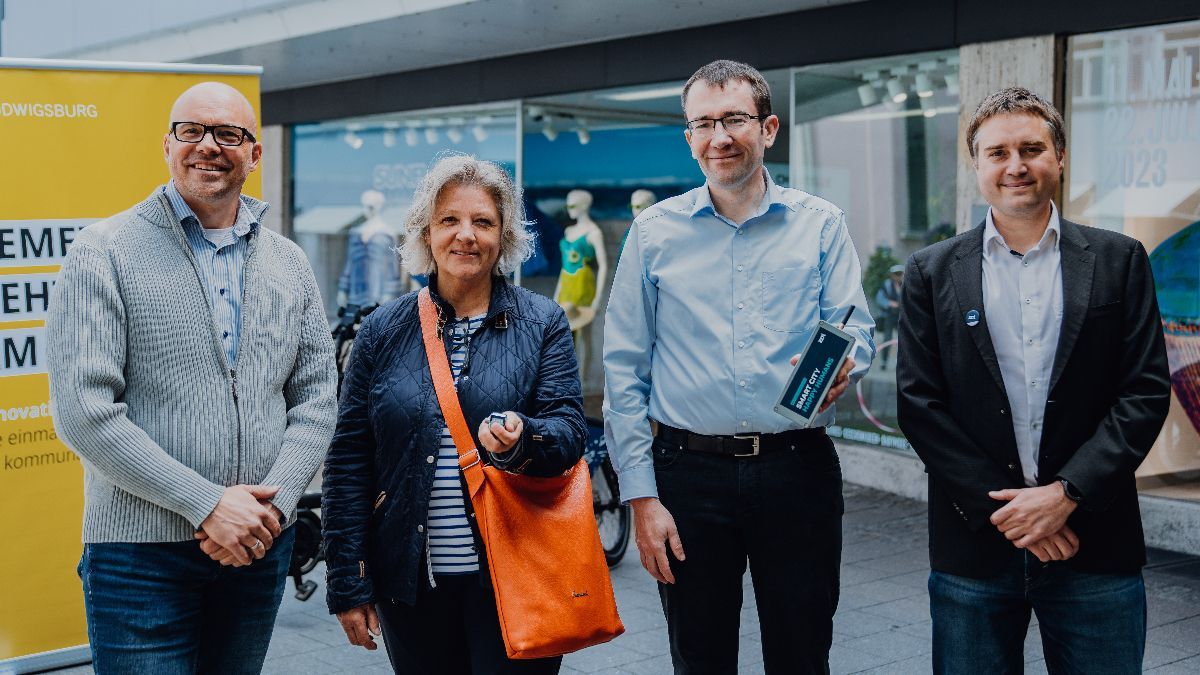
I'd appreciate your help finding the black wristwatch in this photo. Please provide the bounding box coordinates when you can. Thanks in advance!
[1058,478,1083,505]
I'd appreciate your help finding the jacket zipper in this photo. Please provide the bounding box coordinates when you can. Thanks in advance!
[231,368,242,483]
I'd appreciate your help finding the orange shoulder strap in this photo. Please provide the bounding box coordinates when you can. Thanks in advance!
[417,289,485,496]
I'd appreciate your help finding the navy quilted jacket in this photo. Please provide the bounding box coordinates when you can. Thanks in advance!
[322,276,586,613]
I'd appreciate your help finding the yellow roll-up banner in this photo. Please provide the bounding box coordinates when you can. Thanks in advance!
[0,58,262,673]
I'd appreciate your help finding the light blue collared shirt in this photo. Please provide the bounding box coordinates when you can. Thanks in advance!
[982,202,1063,487]
[164,180,261,367]
[602,171,875,502]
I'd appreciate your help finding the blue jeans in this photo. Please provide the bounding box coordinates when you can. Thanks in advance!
[78,526,295,675]
[929,551,1145,674]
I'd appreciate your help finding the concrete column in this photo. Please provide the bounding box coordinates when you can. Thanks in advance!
[955,36,1061,232]
[259,124,292,236]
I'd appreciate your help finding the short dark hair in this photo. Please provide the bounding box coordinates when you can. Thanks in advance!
[966,87,1066,161]
[681,60,772,119]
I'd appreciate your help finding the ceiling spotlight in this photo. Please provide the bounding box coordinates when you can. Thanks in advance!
[919,96,937,117]
[446,127,464,144]
[542,122,558,142]
[424,127,439,144]
[472,124,488,142]
[886,78,907,104]
[343,131,363,150]
[404,128,419,146]
[382,129,397,148]
[915,73,934,98]
[944,73,959,96]
[857,83,878,107]
[576,127,591,145]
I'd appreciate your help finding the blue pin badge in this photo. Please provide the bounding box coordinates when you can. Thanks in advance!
[965,309,981,327]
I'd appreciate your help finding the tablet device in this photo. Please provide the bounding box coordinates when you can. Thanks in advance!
[774,320,855,428]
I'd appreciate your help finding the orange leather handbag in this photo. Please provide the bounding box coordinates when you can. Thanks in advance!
[418,289,624,659]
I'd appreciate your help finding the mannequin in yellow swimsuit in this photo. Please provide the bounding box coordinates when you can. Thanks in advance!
[553,189,608,383]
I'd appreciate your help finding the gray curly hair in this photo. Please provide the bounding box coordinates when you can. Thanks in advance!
[399,153,534,276]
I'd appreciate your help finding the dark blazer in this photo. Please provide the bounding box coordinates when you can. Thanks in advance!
[897,218,1170,578]
[322,276,586,613]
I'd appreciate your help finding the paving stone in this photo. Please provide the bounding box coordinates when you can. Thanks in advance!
[1025,659,1051,674]
[1147,654,1200,673]
[563,640,654,673]
[854,549,931,575]
[841,562,905,586]
[1144,642,1200,669]
[1147,615,1200,652]
[839,628,931,661]
[613,628,670,657]
[1146,593,1200,628]
[311,643,390,669]
[857,595,930,624]
[857,654,931,674]
[833,608,905,638]
[622,654,675,675]
[839,580,921,611]
[828,643,896,673]
[260,652,341,675]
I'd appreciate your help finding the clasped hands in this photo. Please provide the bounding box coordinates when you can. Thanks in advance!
[194,484,284,567]
[988,482,1079,563]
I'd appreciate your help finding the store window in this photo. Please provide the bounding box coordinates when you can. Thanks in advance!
[790,51,960,452]
[517,87,717,411]
[1065,20,1200,500]
[291,104,519,319]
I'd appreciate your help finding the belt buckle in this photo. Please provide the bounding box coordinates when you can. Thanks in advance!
[732,433,760,457]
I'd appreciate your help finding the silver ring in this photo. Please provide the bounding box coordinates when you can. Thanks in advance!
[250,541,264,550]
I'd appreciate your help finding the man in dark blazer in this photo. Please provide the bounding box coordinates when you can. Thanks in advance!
[897,87,1171,674]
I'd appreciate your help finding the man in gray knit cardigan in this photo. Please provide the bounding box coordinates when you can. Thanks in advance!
[47,82,337,674]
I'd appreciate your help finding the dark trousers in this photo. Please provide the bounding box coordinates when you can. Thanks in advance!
[930,551,1146,674]
[653,434,844,674]
[376,573,562,674]
[79,526,295,675]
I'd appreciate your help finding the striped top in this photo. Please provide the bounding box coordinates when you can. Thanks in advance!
[165,180,258,366]
[429,314,486,575]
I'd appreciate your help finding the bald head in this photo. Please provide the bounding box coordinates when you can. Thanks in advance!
[169,82,257,134]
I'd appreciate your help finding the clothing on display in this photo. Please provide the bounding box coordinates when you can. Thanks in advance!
[557,234,598,307]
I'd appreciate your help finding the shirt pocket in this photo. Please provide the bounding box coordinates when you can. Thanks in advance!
[762,266,820,333]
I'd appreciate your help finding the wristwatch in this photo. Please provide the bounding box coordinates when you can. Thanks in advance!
[1058,478,1083,505]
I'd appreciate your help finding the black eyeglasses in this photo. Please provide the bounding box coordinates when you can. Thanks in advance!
[170,122,257,147]
[685,114,767,136]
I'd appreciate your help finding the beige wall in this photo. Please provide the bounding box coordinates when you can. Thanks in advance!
[955,36,1061,232]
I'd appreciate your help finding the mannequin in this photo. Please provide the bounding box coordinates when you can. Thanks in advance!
[630,189,657,218]
[553,189,608,383]
[617,189,656,265]
[337,189,404,308]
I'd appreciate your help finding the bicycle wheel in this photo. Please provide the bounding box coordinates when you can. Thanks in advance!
[592,458,631,567]
[289,511,324,576]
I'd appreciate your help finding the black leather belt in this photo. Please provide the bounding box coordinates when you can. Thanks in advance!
[655,423,827,457]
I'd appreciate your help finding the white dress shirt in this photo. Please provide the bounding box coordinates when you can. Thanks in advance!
[982,203,1064,487]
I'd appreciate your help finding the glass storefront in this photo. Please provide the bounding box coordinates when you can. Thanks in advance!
[517,92,710,406]
[291,103,519,319]
[1065,19,1200,500]
[789,51,961,452]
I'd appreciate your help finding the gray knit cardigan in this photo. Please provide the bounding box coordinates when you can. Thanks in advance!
[47,188,338,543]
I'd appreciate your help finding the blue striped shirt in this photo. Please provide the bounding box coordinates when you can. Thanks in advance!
[429,314,485,575]
[164,181,260,366]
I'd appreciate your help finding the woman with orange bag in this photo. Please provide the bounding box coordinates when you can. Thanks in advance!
[322,154,587,673]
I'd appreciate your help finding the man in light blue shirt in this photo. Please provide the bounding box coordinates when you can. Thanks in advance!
[603,60,874,674]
